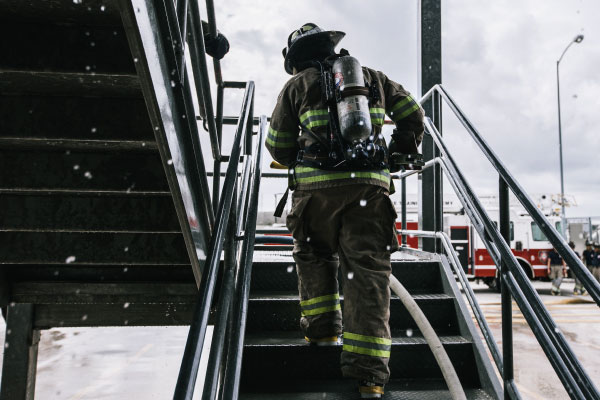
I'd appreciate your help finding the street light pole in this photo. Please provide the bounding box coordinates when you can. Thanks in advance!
[556,34,584,239]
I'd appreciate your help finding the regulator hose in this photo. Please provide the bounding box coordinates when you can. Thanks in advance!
[389,274,467,400]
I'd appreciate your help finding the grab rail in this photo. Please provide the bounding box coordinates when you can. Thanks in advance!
[173,82,255,400]
[422,84,600,306]
[397,110,600,399]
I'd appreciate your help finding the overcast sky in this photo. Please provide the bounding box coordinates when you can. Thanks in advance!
[198,0,599,218]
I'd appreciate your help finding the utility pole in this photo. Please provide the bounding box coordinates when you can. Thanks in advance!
[556,34,584,238]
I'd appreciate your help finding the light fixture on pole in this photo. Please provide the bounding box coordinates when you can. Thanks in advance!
[556,34,584,238]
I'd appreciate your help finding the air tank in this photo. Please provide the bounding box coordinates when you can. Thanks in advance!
[332,56,372,142]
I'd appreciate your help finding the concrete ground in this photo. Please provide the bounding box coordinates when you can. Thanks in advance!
[0,280,598,399]
[467,279,600,400]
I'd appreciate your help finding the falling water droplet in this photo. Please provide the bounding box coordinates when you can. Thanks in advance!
[123,302,130,309]
[65,256,76,264]
[406,329,413,337]
[287,265,294,273]
[347,272,354,280]
[359,199,367,207]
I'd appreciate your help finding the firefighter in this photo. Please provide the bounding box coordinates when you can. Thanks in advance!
[266,23,424,398]
[570,241,586,296]
[547,247,566,295]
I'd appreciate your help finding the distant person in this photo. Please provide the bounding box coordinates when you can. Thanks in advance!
[582,241,595,271]
[547,247,566,296]
[570,242,586,296]
[593,243,600,283]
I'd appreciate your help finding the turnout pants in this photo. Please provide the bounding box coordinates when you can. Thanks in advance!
[286,185,399,384]
[549,265,564,291]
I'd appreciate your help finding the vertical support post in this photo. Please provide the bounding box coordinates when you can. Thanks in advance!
[245,95,254,156]
[499,177,514,398]
[419,0,442,252]
[401,176,407,246]
[213,85,224,215]
[0,304,39,400]
[589,218,594,242]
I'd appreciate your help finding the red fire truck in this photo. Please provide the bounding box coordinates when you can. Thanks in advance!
[395,193,566,290]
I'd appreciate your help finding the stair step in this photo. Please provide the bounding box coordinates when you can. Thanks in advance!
[0,70,141,97]
[0,231,188,265]
[0,21,134,73]
[5,264,193,283]
[246,294,458,334]
[244,331,469,347]
[11,281,198,304]
[240,380,494,400]
[0,95,154,141]
[0,0,121,26]
[0,138,158,152]
[241,336,479,386]
[0,149,168,191]
[0,192,179,231]
[250,260,444,294]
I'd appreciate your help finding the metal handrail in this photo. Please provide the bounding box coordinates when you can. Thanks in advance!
[220,116,267,399]
[397,229,521,398]
[422,84,600,306]
[418,117,599,400]
[173,82,255,400]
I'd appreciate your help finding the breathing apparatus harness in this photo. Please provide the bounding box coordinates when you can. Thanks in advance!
[295,52,387,172]
[274,53,387,218]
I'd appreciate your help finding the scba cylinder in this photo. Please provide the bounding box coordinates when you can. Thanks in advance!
[332,56,372,142]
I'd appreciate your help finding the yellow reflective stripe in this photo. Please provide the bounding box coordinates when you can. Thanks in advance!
[295,171,390,184]
[268,126,295,137]
[390,96,414,113]
[299,109,328,123]
[369,107,385,115]
[392,102,420,122]
[265,135,296,148]
[305,119,329,129]
[343,332,392,345]
[343,344,391,358]
[301,304,341,316]
[300,293,339,307]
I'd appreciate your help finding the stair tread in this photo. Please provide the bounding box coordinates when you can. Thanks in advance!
[0,0,121,26]
[0,137,158,152]
[0,70,141,97]
[241,383,493,400]
[0,188,171,196]
[249,293,453,301]
[244,331,471,346]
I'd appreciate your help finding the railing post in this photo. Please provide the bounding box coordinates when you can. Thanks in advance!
[499,176,514,399]
[419,0,442,252]
[213,85,224,215]
[401,176,407,246]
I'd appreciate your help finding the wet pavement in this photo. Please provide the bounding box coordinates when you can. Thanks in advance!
[0,280,598,399]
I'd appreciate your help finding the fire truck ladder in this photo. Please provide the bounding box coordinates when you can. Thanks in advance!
[0,1,598,400]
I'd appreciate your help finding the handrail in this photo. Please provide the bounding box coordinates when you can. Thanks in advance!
[173,82,255,400]
[397,229,521,398]
[398,229,503,371]
[220,115,267,400]
[420,117,599,400]
[422,84,600,306]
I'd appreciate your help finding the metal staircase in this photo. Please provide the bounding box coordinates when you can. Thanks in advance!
[1,1,599,400]
[239,254,499,399]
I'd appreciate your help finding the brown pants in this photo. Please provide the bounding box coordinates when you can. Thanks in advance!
[286,184,399,384]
